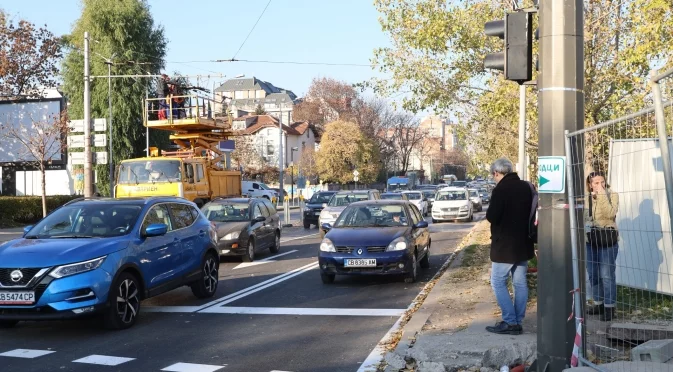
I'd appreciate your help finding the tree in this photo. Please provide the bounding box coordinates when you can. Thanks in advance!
[231,135,262,170]
[293,77,359,130]
[0,111,69,216]
[316,121,380,184]
[0,13,62,99]
[389,113,425,174]
[254,104,266,115]
[297,147,319,181]
[61,0,167,195]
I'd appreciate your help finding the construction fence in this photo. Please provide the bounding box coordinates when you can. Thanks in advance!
[565,69,673,370]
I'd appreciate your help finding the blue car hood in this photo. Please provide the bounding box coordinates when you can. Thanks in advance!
[0,238,130,268]
[326,227,408,247]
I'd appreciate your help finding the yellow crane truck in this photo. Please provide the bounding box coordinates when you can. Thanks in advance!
[115,94,241,206]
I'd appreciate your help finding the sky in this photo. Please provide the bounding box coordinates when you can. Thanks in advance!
[3,0,396,99]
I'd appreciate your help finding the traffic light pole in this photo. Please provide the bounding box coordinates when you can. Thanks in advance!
[519,84,526,181]
[536,0,584,369]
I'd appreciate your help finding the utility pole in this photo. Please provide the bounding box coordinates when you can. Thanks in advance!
[536,0,584,369]
[519,85,527,181]
[278,108,284,204]
[83,32,93,197]
[106,59,114,197]
[145,88,149,157]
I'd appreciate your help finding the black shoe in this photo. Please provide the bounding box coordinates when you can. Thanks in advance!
[587,303,604,315]
[600,307,615,321]
[486,321,522,335]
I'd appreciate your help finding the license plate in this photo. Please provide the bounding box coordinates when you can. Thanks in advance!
[344,259,376,267]
[315,212,321,216]
[0,291,35,305]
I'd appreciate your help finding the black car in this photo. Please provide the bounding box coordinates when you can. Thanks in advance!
[201,198,281,262]
[303,191,337,228]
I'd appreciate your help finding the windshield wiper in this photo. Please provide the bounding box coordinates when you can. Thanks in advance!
[128,167,139,185]
[156,171,172,184]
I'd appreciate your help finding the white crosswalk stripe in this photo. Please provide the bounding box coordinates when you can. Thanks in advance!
[73,354,135,366]
[161,362,227,372]
[0,349,55,359]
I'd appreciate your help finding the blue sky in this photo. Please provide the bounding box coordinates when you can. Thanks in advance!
[4,0,393,98]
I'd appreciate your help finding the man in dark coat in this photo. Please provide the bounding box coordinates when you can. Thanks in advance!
[485,157,535,335]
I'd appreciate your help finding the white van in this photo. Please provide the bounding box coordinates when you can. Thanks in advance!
[242,181,278,201]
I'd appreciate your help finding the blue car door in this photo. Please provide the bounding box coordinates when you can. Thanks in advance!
[138,204,182,287]
[168,203,201,275]
[409,205,429,256]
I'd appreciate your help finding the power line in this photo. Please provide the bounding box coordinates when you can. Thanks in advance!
[213,58,373,67]
[232,0,272,59]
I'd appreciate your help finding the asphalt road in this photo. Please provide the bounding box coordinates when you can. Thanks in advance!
[0,208,488,372]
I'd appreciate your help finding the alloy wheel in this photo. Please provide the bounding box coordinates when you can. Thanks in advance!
[203,257,218,293]
[116,279,139,324]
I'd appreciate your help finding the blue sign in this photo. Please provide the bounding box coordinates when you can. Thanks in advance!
[218,140,235,151]
[297,176,306,189]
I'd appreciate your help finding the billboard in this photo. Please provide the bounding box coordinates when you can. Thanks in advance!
[0,95,64,164]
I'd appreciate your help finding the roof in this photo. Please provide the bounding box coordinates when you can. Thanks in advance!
[241,115,302,136]
[214,77,297,100]
[350,200,409,206]
[209,198,253,204]
[231,92,297,109]
[290,121,310,134]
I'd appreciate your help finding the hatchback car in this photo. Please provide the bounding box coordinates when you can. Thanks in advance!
[402,191,428,216]
[303,191,337,228]
[432,187,473,223]
[0,197,219,330]
[319,200,430,284]
[202,197,281,262]
[468,189,483,212]
[318,190,380,238]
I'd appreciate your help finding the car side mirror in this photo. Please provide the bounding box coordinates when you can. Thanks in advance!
[22,225,33,236]
[414,221,429,229]
[322,203,327,208]
[253,216,266,223]
[143,223,168,237]
[321,223,332,232]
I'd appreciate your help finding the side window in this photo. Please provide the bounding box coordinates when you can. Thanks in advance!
[184,164,195,184]
[253,183,260,190]
[263,200,276,215]
[408,205,421,225]
[258,203,270,217]
[189,206,201,221]
[142,204,172,231]
[252,204,264,219]
[195,164,205,183]
[170,203,195,229]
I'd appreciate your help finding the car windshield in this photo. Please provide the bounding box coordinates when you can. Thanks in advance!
[309,193,334,204]
[452,181,466,187]
[117,160,181,184]
[436,191,467,201]
[423,191,434,198]
[258,183,270,190]
[381,194,403,200]
[405,193,422,200]
[328,194,369,207]
[470,190,479,197]
[24,204,143,239]
[335,204,409,227]
[202,203,250,222]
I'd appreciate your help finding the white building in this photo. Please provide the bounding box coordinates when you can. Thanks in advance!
[214,77,298,124]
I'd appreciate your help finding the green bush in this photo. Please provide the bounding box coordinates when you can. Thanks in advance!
[0,195,81,227]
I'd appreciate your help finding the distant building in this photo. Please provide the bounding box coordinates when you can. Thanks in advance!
[419,115,458,151]
[214,77,298,124]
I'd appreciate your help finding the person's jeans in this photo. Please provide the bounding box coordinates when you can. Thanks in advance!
[491,261,529,325]
[586,243,619,307]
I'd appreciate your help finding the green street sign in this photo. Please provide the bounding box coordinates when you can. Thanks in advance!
[537,156,566,193]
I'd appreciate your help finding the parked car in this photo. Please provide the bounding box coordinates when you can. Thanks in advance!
[468,189,483,212]
[303,191,337,228]
[402,191,428,216]
[422,190,436,211]
[380,192,409,201]
[0,197,219,330]
[319,200,430,284]
[431,187,473,223]
[202,197,281,262]
[318,190,380,238]
[242,180,278,202]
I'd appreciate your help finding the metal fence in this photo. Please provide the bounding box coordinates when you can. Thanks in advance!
[564,69,673,370]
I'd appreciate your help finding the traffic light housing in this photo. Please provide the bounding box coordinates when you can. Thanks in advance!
[483,12,533,84]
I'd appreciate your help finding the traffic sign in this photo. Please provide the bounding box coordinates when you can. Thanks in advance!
[69,118,107,133]
[354,176,359,182]
[353,170,359,177]
[67,134,107,148]
[69,151,108,165]
[537,156,566,193]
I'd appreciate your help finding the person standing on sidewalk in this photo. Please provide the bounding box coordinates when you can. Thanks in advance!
[485,158,535,335]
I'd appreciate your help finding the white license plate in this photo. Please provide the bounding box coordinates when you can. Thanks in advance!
[315,212,321,216]
[0,291,35,305]
[344,259,376,267]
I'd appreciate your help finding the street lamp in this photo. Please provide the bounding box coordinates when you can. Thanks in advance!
[290,162,295,203]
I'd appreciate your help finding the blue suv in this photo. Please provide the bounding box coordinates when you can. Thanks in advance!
[0,197,220,330]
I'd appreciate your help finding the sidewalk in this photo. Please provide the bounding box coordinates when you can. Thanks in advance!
[382,220,538,372]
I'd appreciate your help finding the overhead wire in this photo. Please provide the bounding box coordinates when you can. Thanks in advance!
[232,0,273,60]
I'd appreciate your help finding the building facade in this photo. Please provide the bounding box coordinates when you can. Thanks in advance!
[214,77,297,124]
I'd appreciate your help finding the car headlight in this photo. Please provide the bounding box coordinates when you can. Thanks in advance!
[49,256,106,279]
[387,237,407,251]
[220,231,241,241]
[460,205,469,210]
[304,207,312,212]
[320,238,335,252]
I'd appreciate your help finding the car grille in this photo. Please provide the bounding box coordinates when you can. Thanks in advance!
[0,268,43,287]
[441,208,460,212]
[336,246,354,253]
[367,246,387,253]
[335,246,387,253]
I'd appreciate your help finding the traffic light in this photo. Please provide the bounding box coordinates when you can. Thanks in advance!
[483,12,534,84]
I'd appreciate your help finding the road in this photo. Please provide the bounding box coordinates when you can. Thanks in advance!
[0,208,488,372]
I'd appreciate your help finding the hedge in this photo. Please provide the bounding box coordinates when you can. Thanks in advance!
[0,195,81,227]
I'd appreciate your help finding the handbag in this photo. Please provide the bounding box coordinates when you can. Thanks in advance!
[527,182,538,243]
[586,193,619,248]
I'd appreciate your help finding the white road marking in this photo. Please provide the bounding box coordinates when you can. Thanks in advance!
[233,249,298,270]
[199,307,406,317]
[143,305,201,313]
[0,349,55,359]
[73,355,135,366]
[280,233,318,243]
[161,362,226,372]
[198,262,319,311]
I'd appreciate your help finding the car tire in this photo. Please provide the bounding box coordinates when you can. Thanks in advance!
[432,218,437,224]
[420,247,430,269]
[0,320,18,329]
[469,213,474,221]
[304,220,311,229]
[321,272,335,284]
[242,238,255,262]
[263,196,270,200]
[404,252,418,283]
[191,253,219,298]
[269,231,281,254]
[103,272,141,330]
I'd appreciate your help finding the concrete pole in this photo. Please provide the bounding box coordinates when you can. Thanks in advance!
[108,62,114,197]
[518,84,527,181]
[651,74,673,247]
[536,0,584,369]
[83,32,93,197]
[145,88,149,157]
[279,109,284,204]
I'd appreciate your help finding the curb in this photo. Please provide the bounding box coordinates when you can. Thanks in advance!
[357,219,488,372]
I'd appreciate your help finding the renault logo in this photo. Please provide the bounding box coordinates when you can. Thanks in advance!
[357,248,363,255]
[10,270,23,283]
